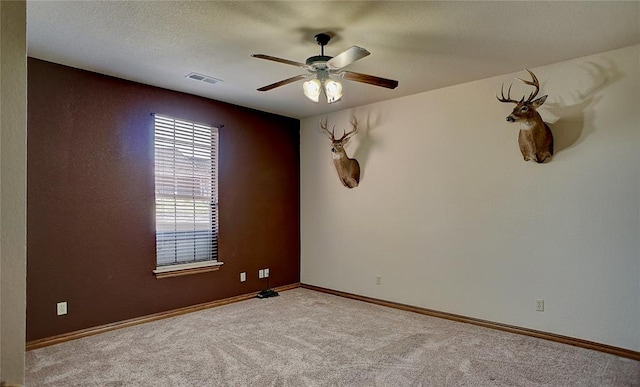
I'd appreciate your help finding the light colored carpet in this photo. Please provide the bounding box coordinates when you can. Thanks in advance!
[26,288,639,386]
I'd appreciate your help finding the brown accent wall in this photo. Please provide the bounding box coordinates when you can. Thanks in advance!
[27,58,300,341]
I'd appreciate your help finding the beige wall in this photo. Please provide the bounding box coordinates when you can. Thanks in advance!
[301,45,639,351]
[0,0,27,384]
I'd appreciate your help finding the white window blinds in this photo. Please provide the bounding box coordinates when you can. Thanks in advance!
[154,114,218,266]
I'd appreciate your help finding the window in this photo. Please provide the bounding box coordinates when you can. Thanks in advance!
[152,114,221,278]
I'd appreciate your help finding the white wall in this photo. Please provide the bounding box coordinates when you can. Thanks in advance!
[0,0,27,384]
[301,45,639,352]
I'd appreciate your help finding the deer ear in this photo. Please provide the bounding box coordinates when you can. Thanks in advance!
[532,95,548,108]
[342,136,352,145]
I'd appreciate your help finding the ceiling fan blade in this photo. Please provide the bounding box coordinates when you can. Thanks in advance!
[251,54,307,69]
[341,71,399,89]
[256,74,308,91]
[327,46,370,69]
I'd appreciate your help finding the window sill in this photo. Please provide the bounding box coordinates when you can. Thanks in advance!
[153,261,223,279]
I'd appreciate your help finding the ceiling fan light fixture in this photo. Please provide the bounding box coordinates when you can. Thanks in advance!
[303,78,322,103]
[324,78,343,104]
[254,33,397,104]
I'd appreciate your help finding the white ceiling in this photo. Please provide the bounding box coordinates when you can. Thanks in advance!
[27,1,639,119]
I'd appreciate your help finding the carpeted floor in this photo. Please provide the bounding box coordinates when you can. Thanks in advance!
[26,288,639,386]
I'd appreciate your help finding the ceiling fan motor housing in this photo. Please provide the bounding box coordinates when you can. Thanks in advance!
[306,55,332,68]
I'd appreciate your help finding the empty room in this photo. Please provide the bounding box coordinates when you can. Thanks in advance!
[1,1,639,386]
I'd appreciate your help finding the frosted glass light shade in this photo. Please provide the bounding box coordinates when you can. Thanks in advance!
[303,79,321,103]
[324,79,343,104]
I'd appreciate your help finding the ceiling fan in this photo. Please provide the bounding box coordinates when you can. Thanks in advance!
[251,33,399,104]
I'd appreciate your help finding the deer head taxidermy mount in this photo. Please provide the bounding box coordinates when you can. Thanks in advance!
[320,117,361,189]
[497,69,554,163]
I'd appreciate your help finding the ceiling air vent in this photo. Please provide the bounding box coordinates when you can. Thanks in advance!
[185,72,223,85]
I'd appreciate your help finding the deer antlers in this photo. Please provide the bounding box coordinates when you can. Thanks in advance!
[497,69,540,104]
[320,117,358,142]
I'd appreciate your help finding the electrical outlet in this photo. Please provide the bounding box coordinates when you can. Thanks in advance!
[536,299,544,312]
[240,272,246,282]
[259,269,264,279]
[264,268,269,278]
[57,302,67,316]
[376,275,382,285]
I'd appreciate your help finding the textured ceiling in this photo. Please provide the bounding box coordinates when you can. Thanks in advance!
[27,1,639,119]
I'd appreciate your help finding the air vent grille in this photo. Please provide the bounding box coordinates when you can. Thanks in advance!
[186,72,223,85]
